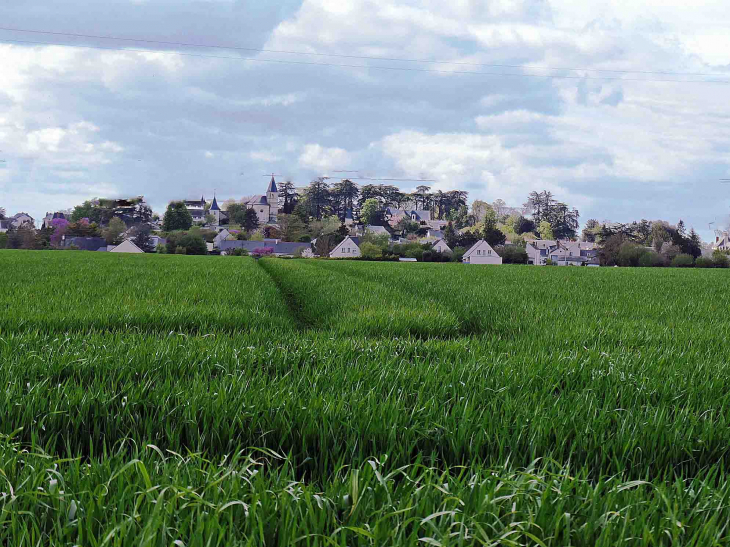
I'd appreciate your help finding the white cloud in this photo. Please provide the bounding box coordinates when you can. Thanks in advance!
[298,144,351,171]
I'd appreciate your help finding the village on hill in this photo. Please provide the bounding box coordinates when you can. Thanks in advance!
[2,177,729,268]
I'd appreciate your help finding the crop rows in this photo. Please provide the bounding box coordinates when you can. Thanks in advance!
[2,250,730,545]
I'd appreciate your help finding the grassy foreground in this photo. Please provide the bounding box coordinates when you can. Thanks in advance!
[1,250,730,545]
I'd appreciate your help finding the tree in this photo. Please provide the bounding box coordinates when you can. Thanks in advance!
[132,225,155,253]
[413,185,432,210]
[104,217,127,245]
[514,216,536,235]
[174,233,207,255]
[688,228,702,259]
[360,198,380,226]
[677,220,686,237]
[242,209,260,232]
[162,202,193,231]
[395,217,419,235]
[538,221,554,240]
[581,219,600,242]
[483,225,506,247]
[492,199,508,220]
[443,221,458,249]
[278,214,306,242]
[651,223,669,252]
[50,218,69,247]
[278,181,299,215]
[448,205,470,229]
[330,179,360,221]
[0,207,5,219]
[303,178,331,220]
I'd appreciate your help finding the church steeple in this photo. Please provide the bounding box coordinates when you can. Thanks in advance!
[210,195,220,211]
[266,175,278,194]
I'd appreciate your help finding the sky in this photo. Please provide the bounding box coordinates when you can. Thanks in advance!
[1,0,729,240]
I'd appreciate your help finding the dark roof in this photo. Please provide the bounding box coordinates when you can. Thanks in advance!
[64,237,108,251]
[219,240,310,255]
[254,195,268,205]
[267,176,278,194]
[0,220,10,229]
[210,196,221,211]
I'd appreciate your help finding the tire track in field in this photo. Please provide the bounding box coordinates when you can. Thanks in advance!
[257,259,314,332]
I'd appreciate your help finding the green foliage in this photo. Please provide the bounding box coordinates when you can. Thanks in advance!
[0,233,7,249]
[103,216,127,245]
[360,198,380,226]
[638,250,664,267]
[359,242,382,259]
[4,254,730,544]
[451,246,466,262]
[156,244,167,254]
[671,253,695,267]
[179,233,207,255]
[538,220,555,240]
[499,244,529,264]
[162,201,193,231]
[712,250,730,268]
[695,256,714,268]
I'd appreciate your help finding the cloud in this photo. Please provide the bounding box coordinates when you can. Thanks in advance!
[298,144,351,171]
[1,0,729,242]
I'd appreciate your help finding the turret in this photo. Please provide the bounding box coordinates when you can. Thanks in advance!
[266,175,279,222]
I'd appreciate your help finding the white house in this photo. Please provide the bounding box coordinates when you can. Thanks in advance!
[330,236,361,259]
[8,212,35,229]
[714,231,730,251]
[213,229,232,248]
[109,240,145,254]
[462,240,502,265]
[432,238,452,255]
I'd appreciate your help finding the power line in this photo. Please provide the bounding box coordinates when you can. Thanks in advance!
[2,26,728,78]
[1,35,730,85]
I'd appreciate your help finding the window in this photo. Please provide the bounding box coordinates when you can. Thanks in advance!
[488,250,491,255]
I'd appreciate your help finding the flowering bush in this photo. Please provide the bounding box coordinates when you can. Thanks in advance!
[251,247,274,258]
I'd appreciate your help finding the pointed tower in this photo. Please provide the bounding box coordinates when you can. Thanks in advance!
[210,194,221,225]
[266,175,279,223]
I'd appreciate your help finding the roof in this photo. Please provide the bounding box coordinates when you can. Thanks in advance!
[463,240,499,258]
[109,239,145,253]
[267,176,278,194]
[428,230,444,239]
[219,240,310,255]
[432,238,452,252]
[366,225,389,235]
[244,195,269,205]
[0,220,10,230]
[210,196,221,211]
[65,237,108,251]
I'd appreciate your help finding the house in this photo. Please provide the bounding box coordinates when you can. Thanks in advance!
[9,212,34,229]
[462,240,502,265]
[385,208,432,227]
[213,229,232,248]
[242,176,279,224]
[63,237,108,251]
[330,236,361,258]
[366,225,389,236]
[0,219,10,233]
[109,240,145,253]
[183,196,207,223]
[42,210,73,229]
[714,232,730,251]
[149,235,166,249]
[218,239,310,257]
[344,209,356,226]
[431,238,452,255]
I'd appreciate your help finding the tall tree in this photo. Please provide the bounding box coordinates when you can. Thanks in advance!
[413,186,432,210]
[277,181,298,214]
[538,220,555,240]
[132,225,155,253]
[330,179,360,221]
[303,178,331,220]
[581,219,600,242]
[242,209,260,232]
[162,202,194,232]
[443,221,458,249]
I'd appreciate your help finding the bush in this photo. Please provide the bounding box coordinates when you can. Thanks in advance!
[498,245,529,265]
[618,242,644,267]
[638,250,664,267]
[298,235,312,243]
[671,253,695,268]
[359,242,383,260]
[156,244,167,254]
[712,251,730,268]
[229,248,249,257]
[175,247,186,255]
[179,234,208,255]
[451,247,466,263]
[695,256,714,268]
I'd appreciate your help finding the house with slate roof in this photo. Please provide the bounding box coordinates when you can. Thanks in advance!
[219,239,309,257]
[431,238,452,255]
[330,236,361,259]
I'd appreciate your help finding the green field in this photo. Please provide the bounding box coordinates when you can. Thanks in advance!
[2,250,730,546]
